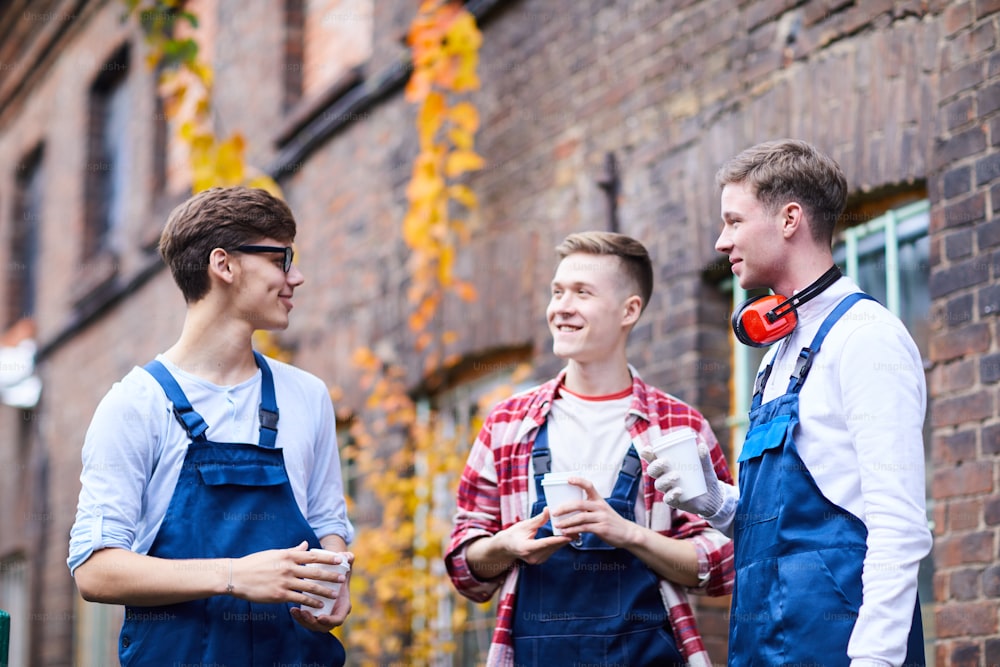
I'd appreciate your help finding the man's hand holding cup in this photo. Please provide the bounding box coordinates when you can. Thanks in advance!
[642,428,724,517]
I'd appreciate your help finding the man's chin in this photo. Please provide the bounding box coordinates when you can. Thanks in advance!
[551,343,573,360]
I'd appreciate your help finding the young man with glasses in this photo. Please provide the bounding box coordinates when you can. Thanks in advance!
[68,186,354,666]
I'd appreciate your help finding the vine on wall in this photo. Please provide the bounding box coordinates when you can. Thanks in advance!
[341,2,488,663]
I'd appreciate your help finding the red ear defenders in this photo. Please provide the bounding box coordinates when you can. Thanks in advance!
[731,265,842,347]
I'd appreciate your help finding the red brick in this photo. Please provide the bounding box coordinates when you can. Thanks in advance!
[947,497,983,530]
[936,600,999,637]
[933,390,995,426]
[934,530,996,566]
[948,641,982,666]
[950,567,982,599]
[987,637,1000,663]
[930,324,992,362]
[976,0,1000,19]
[986,495,1000,525]
[945,192,988,228]
[932,461,995,498]
[943,2,974,37]
[945,227,975,260]
[984,564,1000,596]
[940,58,987,101]
[984,422,1000,455]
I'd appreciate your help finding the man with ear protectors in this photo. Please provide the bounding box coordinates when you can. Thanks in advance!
[645,140,931,666]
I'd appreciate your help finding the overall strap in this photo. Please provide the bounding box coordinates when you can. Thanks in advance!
[143,360,209,441]
[253,351,279,448]
[141,352,280,447]
[786,293,875,394]
[751,363,774,409]
[609,444,643,502]
[531,422,552,500]
[530,421,643,501]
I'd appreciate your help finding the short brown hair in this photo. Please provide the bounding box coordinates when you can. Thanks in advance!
[159,186,296,302]
[716,139,848,244]
[555,231,653,314]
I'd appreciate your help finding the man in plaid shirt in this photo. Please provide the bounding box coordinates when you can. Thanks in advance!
[445,232,735,666]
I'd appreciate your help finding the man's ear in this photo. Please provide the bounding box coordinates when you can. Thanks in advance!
[622,294,642,327]
[781,202,805,239]
[207,247,236,285]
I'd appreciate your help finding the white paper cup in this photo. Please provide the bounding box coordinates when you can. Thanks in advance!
[650,428,708,502]
[299,549,350,616]
[541,471,585,536]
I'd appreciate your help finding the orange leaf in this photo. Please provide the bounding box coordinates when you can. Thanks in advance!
[455,281,478,301]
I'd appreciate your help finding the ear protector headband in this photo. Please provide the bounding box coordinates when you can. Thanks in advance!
[730,265,842,347]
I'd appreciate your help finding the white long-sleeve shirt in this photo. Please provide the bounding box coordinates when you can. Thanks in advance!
[68,354,354,574]
[712,276,932,667]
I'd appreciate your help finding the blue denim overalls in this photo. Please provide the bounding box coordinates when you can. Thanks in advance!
[118,352,346,667]
[511,422,685,666]
[730,293,924,666]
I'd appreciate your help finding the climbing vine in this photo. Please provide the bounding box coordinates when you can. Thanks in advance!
[339,1,488,663]
[123,0,281,195]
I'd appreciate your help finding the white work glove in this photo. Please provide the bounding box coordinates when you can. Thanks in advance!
[643,444,725,517]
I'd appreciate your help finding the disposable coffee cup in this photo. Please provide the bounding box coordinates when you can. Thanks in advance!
[541,471,585,536]
[299,549,350,616]
[650,428,708,502]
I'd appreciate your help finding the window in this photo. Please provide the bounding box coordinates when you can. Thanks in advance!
[283,0,372,109]
[84,45,131,263]
[8,147,42,329]
[724,197,934,661]
[0,557,28,667]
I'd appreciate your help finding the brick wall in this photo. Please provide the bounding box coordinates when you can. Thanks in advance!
[929,2,1000,665]
[0,0,997,664]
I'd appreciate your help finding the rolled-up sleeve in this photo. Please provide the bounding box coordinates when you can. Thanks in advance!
[68,380,160,574]
[445,421,508,602]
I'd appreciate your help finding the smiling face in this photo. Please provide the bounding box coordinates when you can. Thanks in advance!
[546,252,640,364]
[716,181,788,292]
[230,238,304,331]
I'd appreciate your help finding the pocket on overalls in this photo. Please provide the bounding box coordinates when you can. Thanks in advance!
[777,549,863,666]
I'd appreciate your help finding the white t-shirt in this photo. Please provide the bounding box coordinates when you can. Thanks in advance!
[529,386,644,523]
[68,355,354,574]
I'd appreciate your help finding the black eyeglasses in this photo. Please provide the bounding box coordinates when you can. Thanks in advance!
[231,245,294,273]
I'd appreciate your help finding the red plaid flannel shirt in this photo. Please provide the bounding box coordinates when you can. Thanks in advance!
[445,369,735,666]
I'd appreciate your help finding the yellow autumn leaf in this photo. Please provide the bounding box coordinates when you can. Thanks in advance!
[449,101,479,132]
[438,243,454,286]
[445,150,485,177]
[405,170,444,204]
[448,126,473,150]
[417,91,445,145]
[448,184,478,209]
[453,56,480,91]
[215,134,246,184]
[444,12,482,55]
